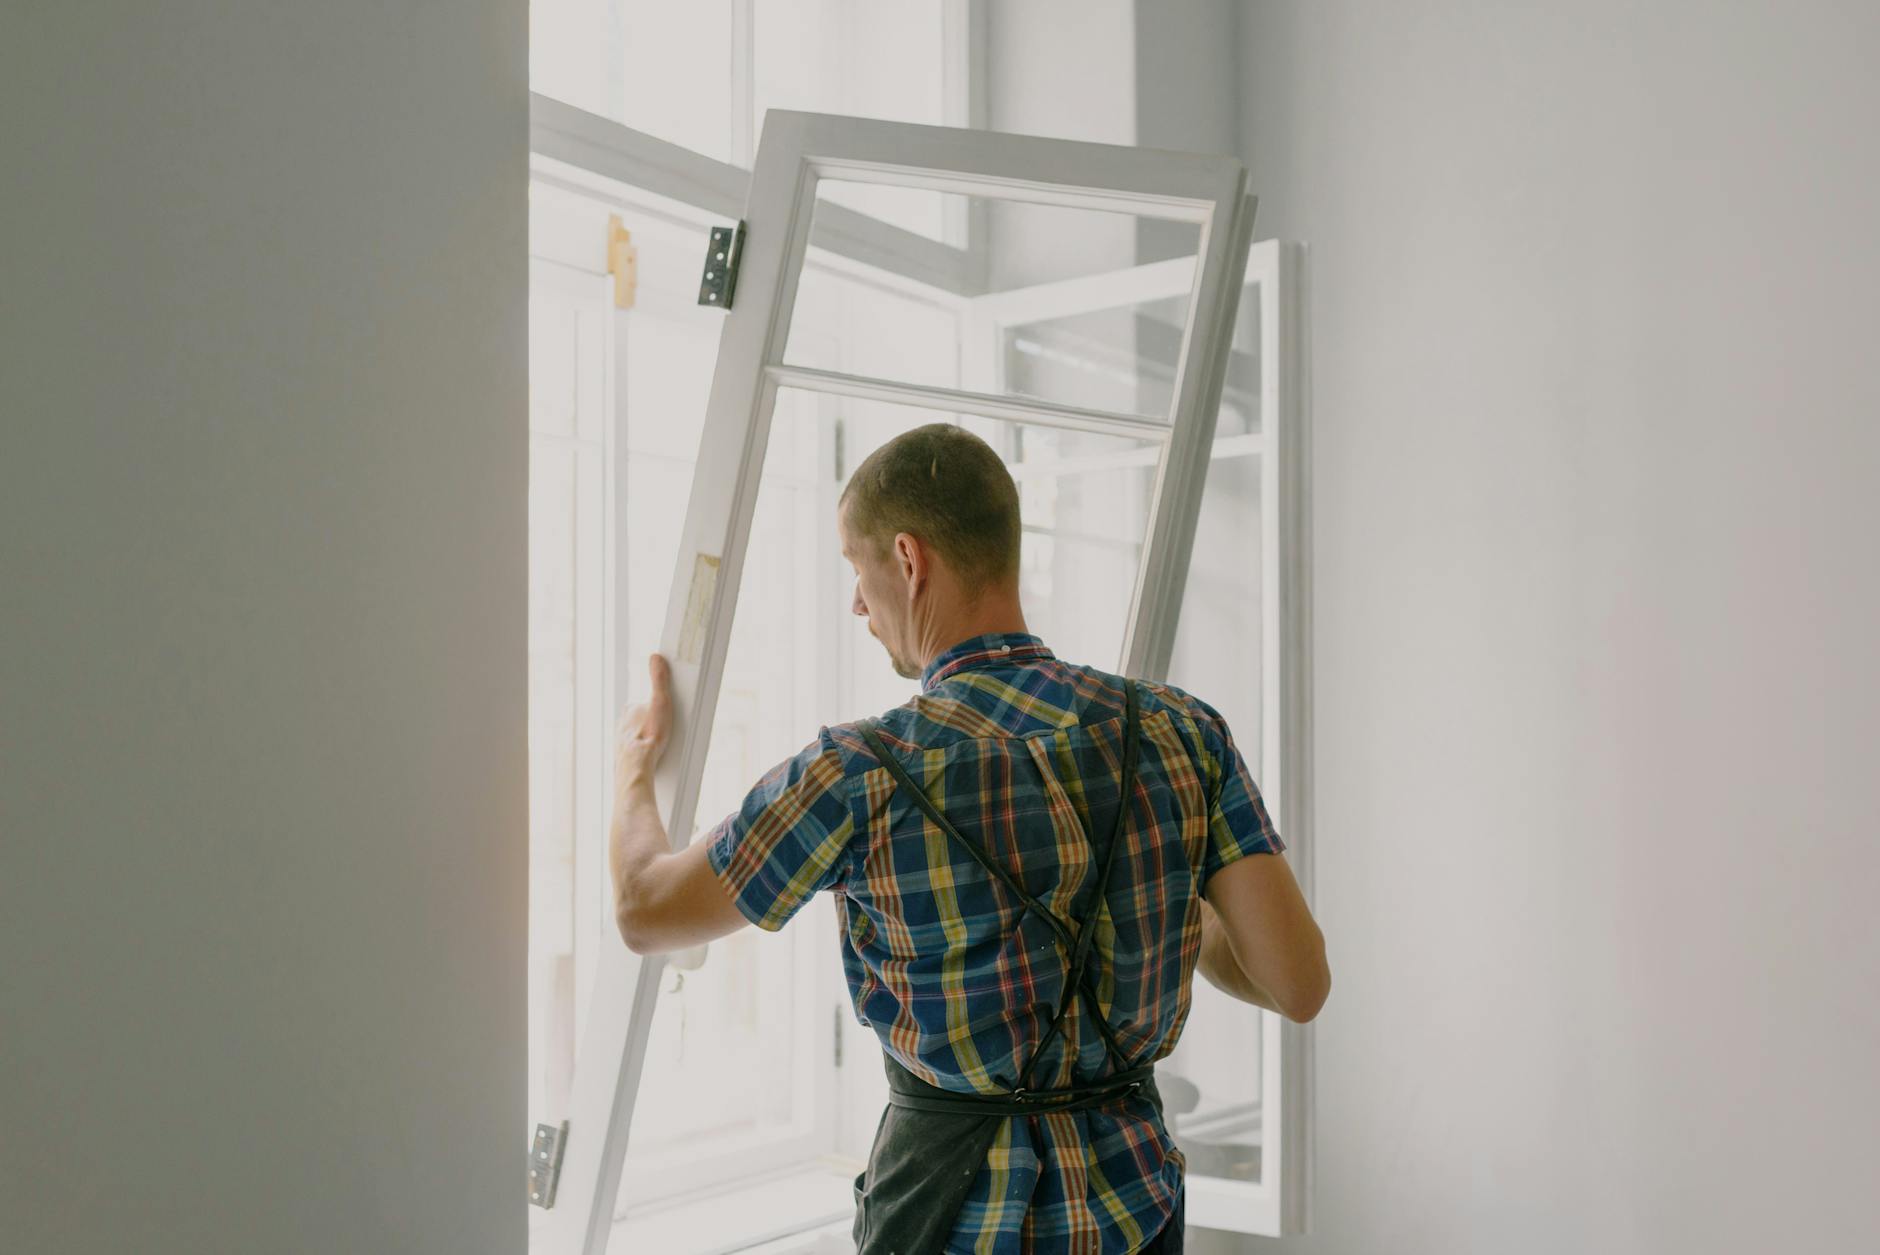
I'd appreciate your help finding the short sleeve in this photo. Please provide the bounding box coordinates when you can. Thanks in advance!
[1194,699,1286,886]
[703,727,856,931]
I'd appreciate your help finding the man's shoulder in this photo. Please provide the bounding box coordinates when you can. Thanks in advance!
[816,672,1065,774]
[819,691,990,769]
[1135,675,1230,733]
[816,661,1226,772]
[1026,657,1226,735]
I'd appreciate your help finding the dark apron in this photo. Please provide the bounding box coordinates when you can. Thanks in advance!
[851,681,1183,1255]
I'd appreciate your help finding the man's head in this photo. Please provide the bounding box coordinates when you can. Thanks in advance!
[837,423,1023,680]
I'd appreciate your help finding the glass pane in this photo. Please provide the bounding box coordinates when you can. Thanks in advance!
[1005,424,1160,669]
[624,935,801,1151]
[1000,267,1263,434]
[1167,448,1263,769]
[784,182,1203,418]
[619,300,723,680]
[533,0,741,163]
[621,395,833,1176]
[754,0,951,240]
[1002,304,1182,423]
[785,263,963,389]
[1163,436,1267,1184]
[693,397,835,839]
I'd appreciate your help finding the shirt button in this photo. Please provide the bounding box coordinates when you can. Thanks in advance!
[1000,644,1012,653]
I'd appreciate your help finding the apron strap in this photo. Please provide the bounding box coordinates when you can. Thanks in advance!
[857,723,1080,955]
[1018,678,1141,1088]
[885,1053,1157,1117]
[858,679,1144,1094]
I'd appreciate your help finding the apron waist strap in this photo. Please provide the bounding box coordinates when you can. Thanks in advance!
[884,1060,1158,1118]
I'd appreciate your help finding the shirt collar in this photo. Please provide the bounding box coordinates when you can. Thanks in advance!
[920,632,1055,691]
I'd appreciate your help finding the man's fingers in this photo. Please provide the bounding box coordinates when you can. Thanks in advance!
[646,653,673,729]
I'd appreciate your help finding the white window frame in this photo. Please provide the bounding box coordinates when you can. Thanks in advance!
[542,106,1268,1255]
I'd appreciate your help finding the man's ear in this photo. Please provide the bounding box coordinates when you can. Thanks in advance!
[894,531,926,592]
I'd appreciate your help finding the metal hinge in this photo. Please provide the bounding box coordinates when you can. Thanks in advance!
[607,214,638,310]
[698,222,746,309]
[833,418,847,481]
[527,1120,568,1209]
[833,1005,844,1068]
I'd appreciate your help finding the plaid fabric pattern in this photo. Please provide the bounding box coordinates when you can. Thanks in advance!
[705,632,1284,1254]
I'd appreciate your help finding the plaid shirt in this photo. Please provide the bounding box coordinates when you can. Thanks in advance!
[705,631,1285,1254]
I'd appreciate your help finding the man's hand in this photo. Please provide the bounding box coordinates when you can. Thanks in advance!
[615,653,674,791]
[607,652,751,955]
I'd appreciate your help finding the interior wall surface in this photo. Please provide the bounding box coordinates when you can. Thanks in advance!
[0,6,528,1253]
[1199,3,1880,1252]
[985,0,1139,290]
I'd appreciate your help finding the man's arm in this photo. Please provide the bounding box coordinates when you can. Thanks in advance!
[612,652,856,952]
[609,654,750,955]
[1196,896,1283,1013]
[611,780,749,955]
[1185,692,1329,1023]
[1198,851,1329,1022]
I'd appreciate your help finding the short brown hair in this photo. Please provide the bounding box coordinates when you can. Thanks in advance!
[839,423,1021,591]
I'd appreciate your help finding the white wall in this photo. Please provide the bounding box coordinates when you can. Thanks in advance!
[0,7,527,1254]
[1212,3,1880,1252]
[985,0,1140,291]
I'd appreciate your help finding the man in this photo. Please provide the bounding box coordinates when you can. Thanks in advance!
[611,423,1329,1254]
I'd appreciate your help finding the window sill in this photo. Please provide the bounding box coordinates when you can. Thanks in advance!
[611,1159,860,1255]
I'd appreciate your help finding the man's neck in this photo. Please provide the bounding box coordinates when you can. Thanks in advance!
[916,608,1030,671]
